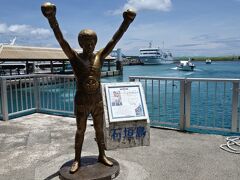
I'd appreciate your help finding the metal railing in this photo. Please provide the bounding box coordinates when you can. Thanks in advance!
[129,76,240,134]
[1,74,239,134]
[0,74,75,120]
[0,75,36,120]
[37,75,76,115]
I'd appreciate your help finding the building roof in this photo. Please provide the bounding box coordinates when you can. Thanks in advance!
[0,45,116,61]
[0,45,78,60]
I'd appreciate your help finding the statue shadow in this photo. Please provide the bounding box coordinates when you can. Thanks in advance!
[43,171,59,180]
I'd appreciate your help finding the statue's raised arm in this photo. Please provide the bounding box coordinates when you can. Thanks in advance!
[99,9,136,60]
[41,2,77,59]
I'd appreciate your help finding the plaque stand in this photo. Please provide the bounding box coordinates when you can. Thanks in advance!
[59,156,120,180]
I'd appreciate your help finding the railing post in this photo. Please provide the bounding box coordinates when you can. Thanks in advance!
[33,76,40,112]
[185,79,192,129]
[1,78,9,121]
[231,81,239,132]
[129,77,135,82]
[179,80,185,130]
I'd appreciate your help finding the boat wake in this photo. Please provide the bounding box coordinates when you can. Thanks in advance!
[184,72,194,76]
[171,67,203,72]
[194,68,202,72]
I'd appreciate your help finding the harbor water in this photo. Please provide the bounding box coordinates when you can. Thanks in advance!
[102,61,240,133]
[2,61,240,134]
[102,61,240,83]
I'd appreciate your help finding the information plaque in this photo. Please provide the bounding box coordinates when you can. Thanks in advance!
[104,82,149,122]
[102,82,150,150]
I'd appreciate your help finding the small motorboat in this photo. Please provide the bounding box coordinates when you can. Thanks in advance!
[177,60,195,71]
[205,59,212,64]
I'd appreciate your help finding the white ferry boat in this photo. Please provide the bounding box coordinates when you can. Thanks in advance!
[139,42,174,65]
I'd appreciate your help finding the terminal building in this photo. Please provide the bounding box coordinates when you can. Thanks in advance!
[0,44,120,76]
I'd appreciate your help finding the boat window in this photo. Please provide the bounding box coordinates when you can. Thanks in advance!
[140,49,158,51]
[141,52,161,55]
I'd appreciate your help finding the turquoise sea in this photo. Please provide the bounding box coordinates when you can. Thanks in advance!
[102,61,240,83]
[102,61,240,134]
[2,61,240,134]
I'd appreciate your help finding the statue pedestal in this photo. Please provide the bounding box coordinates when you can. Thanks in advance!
[59,156,120,180]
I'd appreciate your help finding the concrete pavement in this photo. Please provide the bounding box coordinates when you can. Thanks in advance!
[0,113,239,180]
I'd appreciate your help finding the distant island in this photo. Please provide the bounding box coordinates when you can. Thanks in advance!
[176,55,240,61]
[121,55,240,65]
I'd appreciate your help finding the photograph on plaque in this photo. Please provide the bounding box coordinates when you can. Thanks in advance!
[105,83,148,122]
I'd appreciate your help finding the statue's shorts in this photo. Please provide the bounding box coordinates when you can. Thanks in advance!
[74,91,103,119]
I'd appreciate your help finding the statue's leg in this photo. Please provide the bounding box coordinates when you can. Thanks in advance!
[70,105,88,173]
[92,101,113,166]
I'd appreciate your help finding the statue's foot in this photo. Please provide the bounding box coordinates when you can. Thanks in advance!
[69,161,80,174]
[98,155,113,166]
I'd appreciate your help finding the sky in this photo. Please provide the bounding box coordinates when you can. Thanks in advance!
[0,0,240,57]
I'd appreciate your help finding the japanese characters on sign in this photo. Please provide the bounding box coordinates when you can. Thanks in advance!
[111,126,146,141]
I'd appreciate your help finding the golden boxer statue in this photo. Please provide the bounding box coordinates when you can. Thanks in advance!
[41,2,136,173]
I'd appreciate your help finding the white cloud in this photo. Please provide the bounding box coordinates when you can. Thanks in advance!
[8,24,51,37]
[109,0,172,15]
[0,22,53,46]
[0,23,8,33]
[30,28,51,37]
[112,20,240,56]
[124,0,172,11]
[0,23,51,37]
[9,24,31,34]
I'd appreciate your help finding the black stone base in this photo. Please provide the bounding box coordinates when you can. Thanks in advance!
[59,156,120,180]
